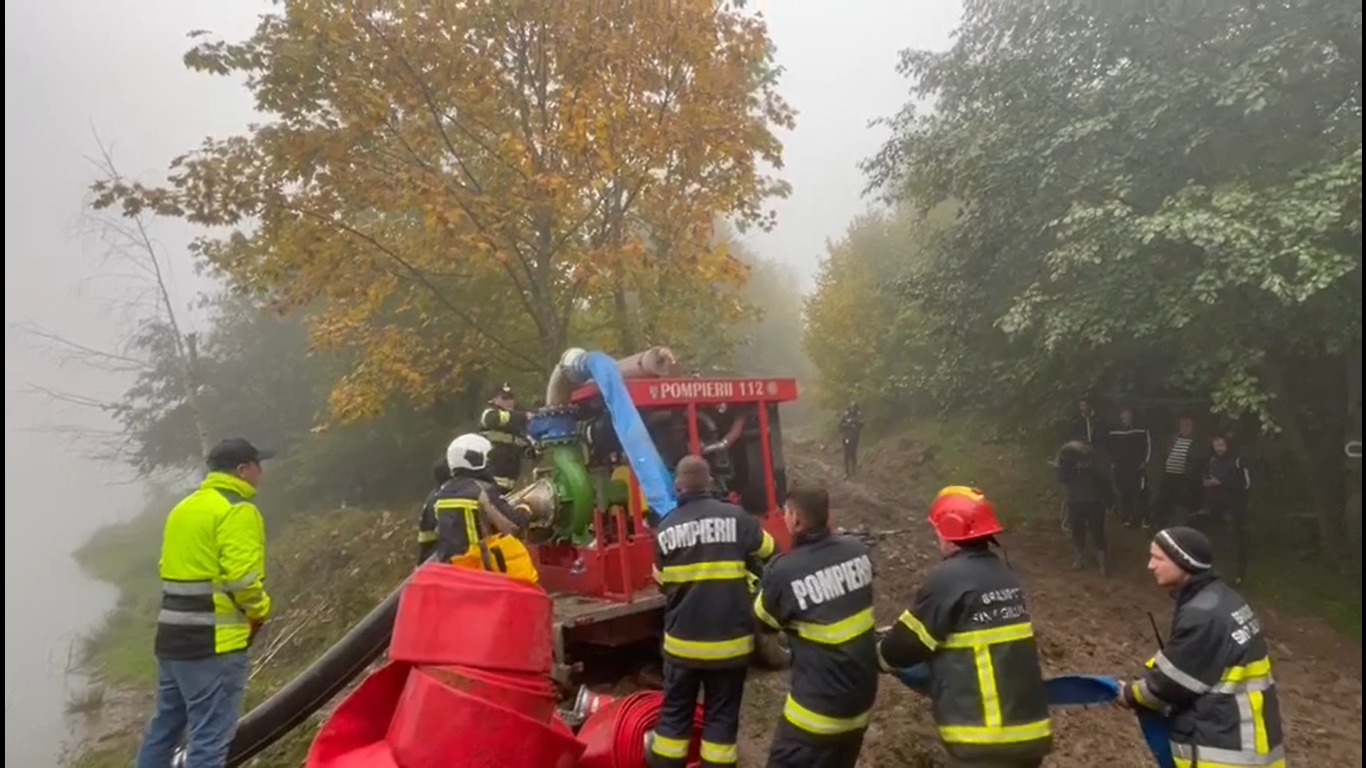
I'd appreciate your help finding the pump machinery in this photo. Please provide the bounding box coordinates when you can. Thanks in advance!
[506,347,798,683]
[213,347,802,766]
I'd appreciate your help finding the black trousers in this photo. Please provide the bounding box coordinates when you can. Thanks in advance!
[842,436,860,477]
[1153,473,1201,527]
[647,662,747,768]
[766,718,866,768]
[1114,469,1148,525]
[1202,490,1250,581]
[1067,501,1107,555]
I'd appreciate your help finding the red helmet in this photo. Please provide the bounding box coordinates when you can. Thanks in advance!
[928,486,1004,542]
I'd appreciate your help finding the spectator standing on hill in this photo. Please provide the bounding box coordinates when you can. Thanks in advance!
[1154,415,1207,528]
[1106,407,1152,528]
[1202,434,1252,585]
[838,402,865,479]
[1057,440,1116,576]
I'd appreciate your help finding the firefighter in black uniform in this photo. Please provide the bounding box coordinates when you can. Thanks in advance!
[480,383,531,492]
[755,485,878,768]
[1117,526,1285,768]
[648,455,777,768]
[416,456,454,563]
[417,433,540,584]
[877,486,1052,768]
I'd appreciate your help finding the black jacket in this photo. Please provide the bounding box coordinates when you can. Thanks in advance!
[654,492,776,669]
[1067,414,1107,446]
[1057,449,1116,507]
[1122,571,1284,766]
[878,548,1052,763]
[1106,426,1152,476]
[755,528,879,737]
[417,473,530,564]
[480,406,531,488]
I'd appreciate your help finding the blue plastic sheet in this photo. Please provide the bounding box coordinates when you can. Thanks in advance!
[893,666,1174,768]
[578,352,678,518]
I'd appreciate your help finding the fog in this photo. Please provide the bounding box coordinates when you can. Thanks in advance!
[3,0,956,763]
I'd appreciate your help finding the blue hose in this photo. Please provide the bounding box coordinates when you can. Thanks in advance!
[894,666,1174,767]
[577,352,678,518]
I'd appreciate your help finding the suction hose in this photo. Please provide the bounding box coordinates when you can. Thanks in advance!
[576,690,705,768]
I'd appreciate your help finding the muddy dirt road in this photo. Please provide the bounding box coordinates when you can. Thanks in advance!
[734,439,1363,767]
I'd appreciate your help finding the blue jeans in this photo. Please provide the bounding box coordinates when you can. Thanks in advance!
[135,652,250,768]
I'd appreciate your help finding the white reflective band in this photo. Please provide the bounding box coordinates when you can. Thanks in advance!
[1155,652,1210,694]
[1158,529,1211,571]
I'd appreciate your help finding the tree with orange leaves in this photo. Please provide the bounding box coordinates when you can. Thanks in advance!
[95,0,793,423]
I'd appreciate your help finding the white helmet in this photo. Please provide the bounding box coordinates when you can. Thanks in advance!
[447,433,493,473]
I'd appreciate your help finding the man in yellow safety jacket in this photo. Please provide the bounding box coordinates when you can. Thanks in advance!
[418,433,539,584]
[480,383,531,491]
[877,486,1052,768]
[135,438,274,768]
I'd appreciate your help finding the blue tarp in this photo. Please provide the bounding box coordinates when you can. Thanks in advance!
[578,352,679,518]
[894,665,1175,768]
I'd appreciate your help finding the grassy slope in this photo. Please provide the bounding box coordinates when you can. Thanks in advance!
[851,414,1363,641]
[69,504,413,767]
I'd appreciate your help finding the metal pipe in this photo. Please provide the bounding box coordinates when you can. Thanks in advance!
[702,412,749,455]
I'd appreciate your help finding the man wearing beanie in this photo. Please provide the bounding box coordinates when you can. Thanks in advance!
[1118,527,1286,767]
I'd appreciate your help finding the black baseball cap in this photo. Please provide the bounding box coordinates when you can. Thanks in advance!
[206,438,276,471]
[490,382,515,400]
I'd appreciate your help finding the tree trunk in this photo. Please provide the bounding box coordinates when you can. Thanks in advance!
[613,285,638,353]
[1264,361,1339,561]
[182,332,213,459]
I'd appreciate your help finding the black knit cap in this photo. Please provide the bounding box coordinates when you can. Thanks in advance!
[1154,526,1213,573]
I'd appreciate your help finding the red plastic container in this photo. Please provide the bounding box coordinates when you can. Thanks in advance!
[306,661,411,768]
[386,666,586,768]
[422,665,558,724]
[391,564,554,673]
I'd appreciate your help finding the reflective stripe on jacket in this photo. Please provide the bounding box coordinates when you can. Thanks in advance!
[655,491,776,669]
[155,471,270,659]
[418,473,532,567]
[878,548,1052,763]
[755,527,878,737]
[1122,572,1285,768]
[480,407,530,488]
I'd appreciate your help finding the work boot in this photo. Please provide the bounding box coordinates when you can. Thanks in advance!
[1096,550,1109,578]
[1070,549,1087,571]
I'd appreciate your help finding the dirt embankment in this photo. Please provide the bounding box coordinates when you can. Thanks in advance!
[733,437,1364,767]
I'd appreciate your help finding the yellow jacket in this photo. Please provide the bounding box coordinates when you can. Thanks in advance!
[154,471,271,658]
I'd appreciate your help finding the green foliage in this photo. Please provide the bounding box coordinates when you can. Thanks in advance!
[804,0,1361,557]
[857,0,1361,427]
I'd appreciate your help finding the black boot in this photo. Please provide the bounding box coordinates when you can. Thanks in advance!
[1070,547,1087,571]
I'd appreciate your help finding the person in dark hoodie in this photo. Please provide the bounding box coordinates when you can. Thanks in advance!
[1202,434,1252,584]
[1106,407,1152,528]
[1066,398,1106,447]
[1057,440,1116,575]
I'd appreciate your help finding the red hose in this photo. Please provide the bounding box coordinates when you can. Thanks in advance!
[576,691,705,768]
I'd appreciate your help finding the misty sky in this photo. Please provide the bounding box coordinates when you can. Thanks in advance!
[3,0,959,763]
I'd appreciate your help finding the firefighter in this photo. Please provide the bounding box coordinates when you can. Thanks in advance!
[1117,527,1284,768]
[416,456,453,564]
[480,382,531,492]
[838,402,864,478]
[417,433,539,584]
[877,486,1052,768]
[135,438,274,768]
[755,485,877,768]
[648,455,777,768]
